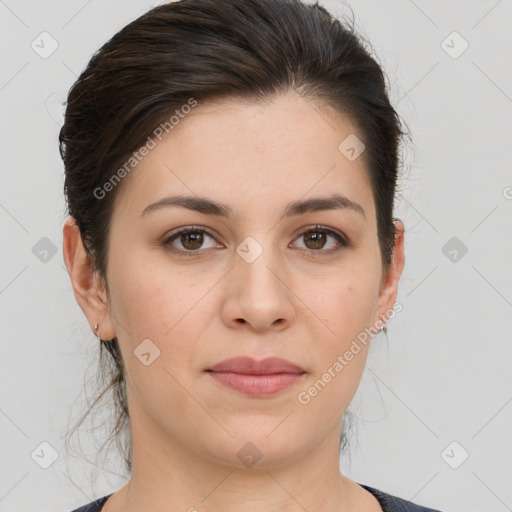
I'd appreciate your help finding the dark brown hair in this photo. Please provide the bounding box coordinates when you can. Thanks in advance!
[60,0,409,474]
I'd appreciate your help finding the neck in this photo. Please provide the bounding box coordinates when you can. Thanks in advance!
[109,406,358,512]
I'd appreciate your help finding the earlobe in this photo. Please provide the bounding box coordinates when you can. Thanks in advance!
[62,216,116,339]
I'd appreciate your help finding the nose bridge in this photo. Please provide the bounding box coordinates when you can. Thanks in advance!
[235,233,284,293]
[229,232,295,325]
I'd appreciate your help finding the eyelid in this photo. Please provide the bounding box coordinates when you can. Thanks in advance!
[291,224,350,248]
[162,225,220,249]
[162,224,351,253]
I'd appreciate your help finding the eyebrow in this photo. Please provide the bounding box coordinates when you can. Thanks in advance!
[140,193,366,220]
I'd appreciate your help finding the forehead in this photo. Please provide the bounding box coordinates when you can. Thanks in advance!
[111,93,375,223]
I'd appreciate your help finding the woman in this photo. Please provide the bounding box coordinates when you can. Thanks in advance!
[60,0,442,510]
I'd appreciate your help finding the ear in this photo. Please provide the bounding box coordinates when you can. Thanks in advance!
[373,219,405,328]
[62,216,116,341]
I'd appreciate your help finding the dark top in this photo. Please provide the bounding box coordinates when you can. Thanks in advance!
[69,483,443,512]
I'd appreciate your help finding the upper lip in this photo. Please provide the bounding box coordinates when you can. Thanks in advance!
[207,356,305,375]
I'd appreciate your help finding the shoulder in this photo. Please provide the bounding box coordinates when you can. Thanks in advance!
[68,493,113,512]
[359,483,444,512]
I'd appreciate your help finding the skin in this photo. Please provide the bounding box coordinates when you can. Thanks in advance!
[63,92,405,512]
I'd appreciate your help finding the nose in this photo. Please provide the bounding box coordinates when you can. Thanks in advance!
[221,240,296,332]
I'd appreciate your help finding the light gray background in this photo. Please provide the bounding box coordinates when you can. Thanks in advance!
[1,1,511,511]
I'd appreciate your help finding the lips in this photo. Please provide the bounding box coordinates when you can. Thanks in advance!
[207,356,305,375]
[206,356,306,396]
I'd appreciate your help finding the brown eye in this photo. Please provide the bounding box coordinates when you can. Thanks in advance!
[163,227,219,253]
[293,226,348,253]
[163,224,349,256]
[303,230,327,250]
[179,231,205,250]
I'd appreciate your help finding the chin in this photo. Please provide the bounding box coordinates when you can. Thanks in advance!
[195,422,308,469]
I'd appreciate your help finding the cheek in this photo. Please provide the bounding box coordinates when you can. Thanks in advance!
[108,251,198,339]
[295,290,374,422]
[311,270,379,344]
[297,269,379,402]
[108,254,215,385]
[108,260,206,424]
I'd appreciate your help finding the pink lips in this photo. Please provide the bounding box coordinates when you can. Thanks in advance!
[207,356,306,396]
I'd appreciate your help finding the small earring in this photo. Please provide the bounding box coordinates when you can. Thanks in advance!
[94,323,100,339]
[380,316,387,334]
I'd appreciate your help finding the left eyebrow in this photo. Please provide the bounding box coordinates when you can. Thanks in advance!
[139,193,366,221]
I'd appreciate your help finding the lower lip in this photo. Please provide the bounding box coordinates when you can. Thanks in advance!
[208,371,305,396]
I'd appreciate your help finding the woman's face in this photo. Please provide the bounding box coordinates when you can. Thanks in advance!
[76,92,404,468]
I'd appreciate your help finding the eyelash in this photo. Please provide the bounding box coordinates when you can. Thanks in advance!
[162,225,350,256]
